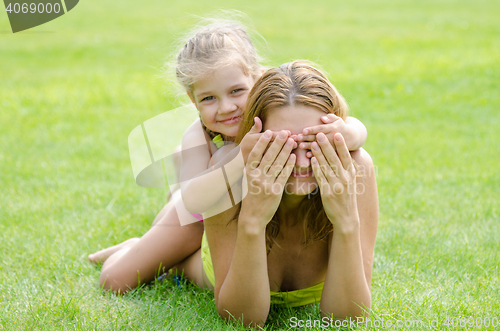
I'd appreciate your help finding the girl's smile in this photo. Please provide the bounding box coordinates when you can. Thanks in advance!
[218,114,242,126]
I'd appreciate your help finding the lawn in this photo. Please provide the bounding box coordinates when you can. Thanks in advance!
[1,0,499,330]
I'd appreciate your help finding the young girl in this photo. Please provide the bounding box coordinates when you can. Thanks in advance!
[89,19,368,293]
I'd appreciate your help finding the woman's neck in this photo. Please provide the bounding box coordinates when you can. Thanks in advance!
[278,193,307,226]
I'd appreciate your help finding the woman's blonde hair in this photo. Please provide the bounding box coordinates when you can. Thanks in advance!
[236,60,349,250]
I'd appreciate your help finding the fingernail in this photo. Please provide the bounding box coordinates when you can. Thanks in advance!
[312,142,319,150]
[303,129,309,135]
[279,131,287,139]
[286,138,293,146]
[264,130,272,138]
[317,133,326,142]
[335,134,342,142]
[311,157,317,164]
[321,116,329,121]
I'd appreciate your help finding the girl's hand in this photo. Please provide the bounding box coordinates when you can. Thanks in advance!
[310,132,359,232]
[240,130,296,231]
[240,117,295,164]
[298,114,353,156]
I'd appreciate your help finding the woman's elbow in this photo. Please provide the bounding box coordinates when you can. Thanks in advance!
[320,298,371,321]
[216,302,269,328]
[217,308,267,328]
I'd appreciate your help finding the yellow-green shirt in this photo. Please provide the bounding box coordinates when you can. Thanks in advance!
[201,232,323,307]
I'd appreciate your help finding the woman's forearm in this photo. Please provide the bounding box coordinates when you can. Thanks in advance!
[216,217,270,327]
[320,220,371,319]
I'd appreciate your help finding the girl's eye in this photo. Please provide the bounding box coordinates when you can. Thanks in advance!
[231,88,244,94]
[201,96,214,102]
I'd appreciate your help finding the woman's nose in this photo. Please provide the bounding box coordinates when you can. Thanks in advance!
[293,148,311,168]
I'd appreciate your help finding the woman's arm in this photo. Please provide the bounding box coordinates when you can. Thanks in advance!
[310,133,378,319]
[206,130,296,327]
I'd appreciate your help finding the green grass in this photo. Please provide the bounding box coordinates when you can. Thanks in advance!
[1,0,499,330]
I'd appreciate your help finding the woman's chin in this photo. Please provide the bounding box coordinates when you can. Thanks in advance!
[284,180,318,196]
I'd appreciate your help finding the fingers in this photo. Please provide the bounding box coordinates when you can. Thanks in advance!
[303,124,332,136]
[333,133,352,171]
[249,117,263,133]
[311,156,327,186]
[258,130,291,171]
[301,114,340,138]
[275,153,296,187]
[300,114,340,141]
[246,130,273,170]
[268,137,295,177]
[311,140,339,178]
[314,132,343,177]
[270,131,296,147]
[302,116,339,136]
[298,142,312,150]
[297,134,316,142]
[321,113,340,124]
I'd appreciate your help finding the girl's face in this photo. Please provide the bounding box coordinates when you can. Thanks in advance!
[264,105,327,196]
[189,65,257,137]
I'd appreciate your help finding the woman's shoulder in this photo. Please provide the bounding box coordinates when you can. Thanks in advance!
[351,148,377,191]
[351,148,375,174]
[350,147,372,164]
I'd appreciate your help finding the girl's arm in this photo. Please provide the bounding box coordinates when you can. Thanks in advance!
[180,118,279,215]
[205,130,296,327]
[345,116,368,150]
[179,119,243,215]
[298,115,368,151]
[310,133,378,319]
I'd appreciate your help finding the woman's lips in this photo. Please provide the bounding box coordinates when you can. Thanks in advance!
[291,168,313,178]
[219,116,241,125]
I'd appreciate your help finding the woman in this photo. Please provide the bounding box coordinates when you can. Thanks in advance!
[177,60,378,327]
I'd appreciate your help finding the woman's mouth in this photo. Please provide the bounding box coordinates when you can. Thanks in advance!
[219,116,241,125]
[291,168,313,179]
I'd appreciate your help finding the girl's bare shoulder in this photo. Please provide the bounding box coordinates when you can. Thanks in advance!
[182,118,212,149]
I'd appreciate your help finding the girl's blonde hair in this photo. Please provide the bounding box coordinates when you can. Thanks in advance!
[236,60,349,250]
[173,15,264,139]
[175,18,263,92]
